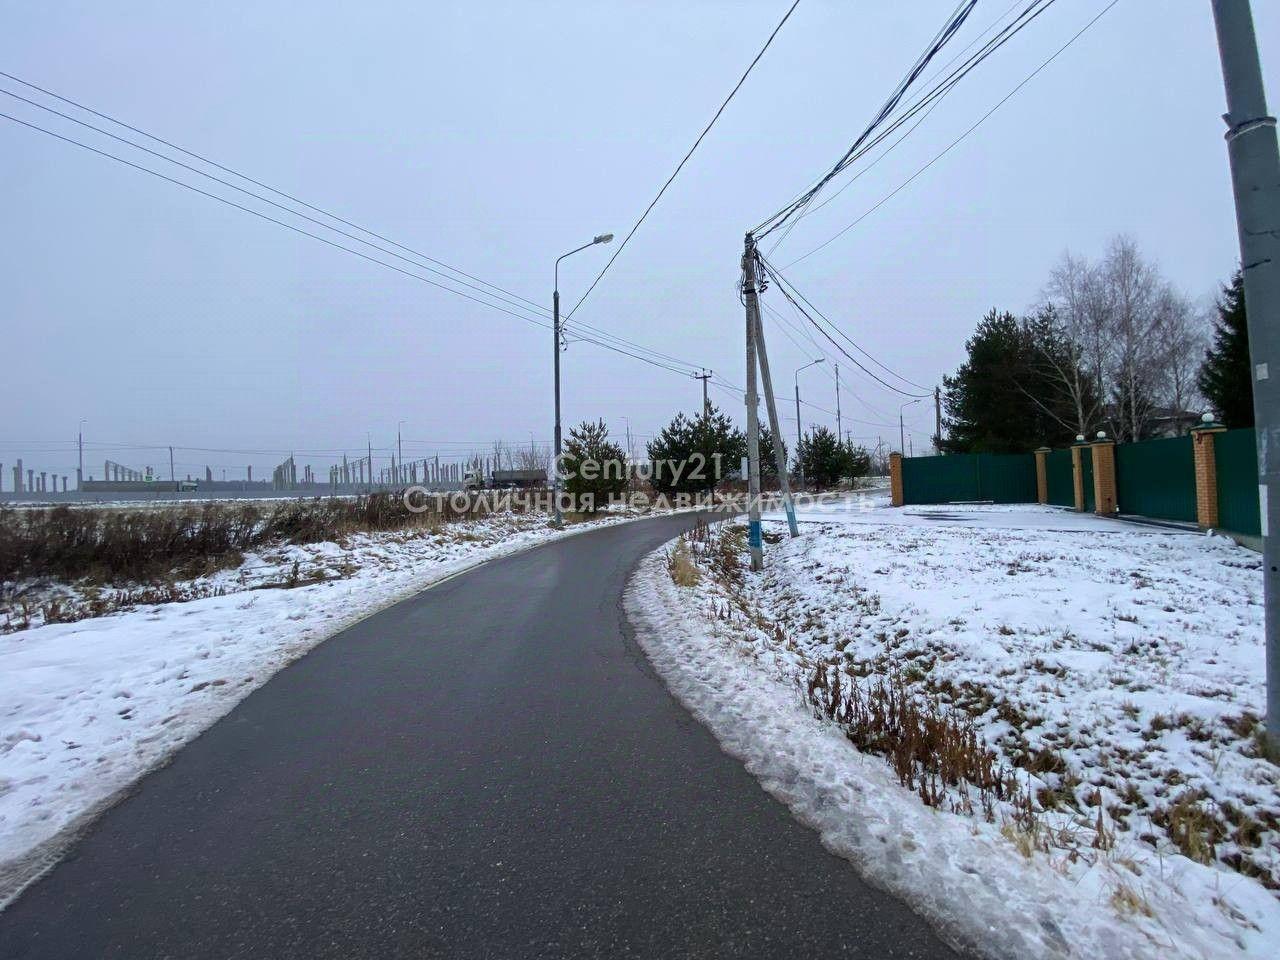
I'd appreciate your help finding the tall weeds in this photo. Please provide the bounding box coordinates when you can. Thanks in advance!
[0,492,519,585]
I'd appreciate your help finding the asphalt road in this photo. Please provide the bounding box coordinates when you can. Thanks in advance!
[0,512,963,959]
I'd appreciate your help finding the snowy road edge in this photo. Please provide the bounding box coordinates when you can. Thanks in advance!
[623,540,1184,960]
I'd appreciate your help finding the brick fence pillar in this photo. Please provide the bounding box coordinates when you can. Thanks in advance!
[1070,443,1085,511]
[1091,438,1117,515]
[1034,447,1050,504]
[889,452,904,507]
[1191,421,1227,529]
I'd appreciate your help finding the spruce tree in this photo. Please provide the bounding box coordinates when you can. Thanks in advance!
[561,419,627,513]
[1198,271,1253,427]
[941,309,1078,453]
[796,426,844,490]
[646,404,744,495]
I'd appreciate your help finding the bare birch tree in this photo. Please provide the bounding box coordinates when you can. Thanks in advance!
[1151,285,1208,432]
[1042,252,1107,437]
[1099,236,1160,441]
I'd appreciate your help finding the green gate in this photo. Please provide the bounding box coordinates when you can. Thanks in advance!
[1114,435,1196,523]
[1045,449,1074,506]
[1215,428,1261,536]
[901,453,1036,505]
[1080,446,1095,512]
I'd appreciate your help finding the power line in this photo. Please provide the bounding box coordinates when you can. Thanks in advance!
[754,0,979,239]
[782,0,1121,267]
[0,69,549,317]
[566,0,802,321]
[758,255,932,398]
[0,111,715,382]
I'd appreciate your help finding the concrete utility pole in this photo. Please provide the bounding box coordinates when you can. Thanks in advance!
[77,419,85,490]
[168,446,175,483]
[742,236,799,563]
[1211,0,1280,754]
[695,369,713,416]
[752,317,799,536]
[935,386,943,453]
[743,245,765,571]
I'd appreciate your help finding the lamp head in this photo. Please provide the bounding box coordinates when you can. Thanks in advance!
[594,233,614,244]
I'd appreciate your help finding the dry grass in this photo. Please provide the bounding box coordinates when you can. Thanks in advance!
[0,492,527,585]
[806,662,1038,824]
[1109,881,1154,918]
[667,537,701,587]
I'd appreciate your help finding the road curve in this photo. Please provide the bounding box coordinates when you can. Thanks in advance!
[0,513,962,959]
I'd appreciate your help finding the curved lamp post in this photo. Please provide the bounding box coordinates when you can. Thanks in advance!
[553,233,613,527]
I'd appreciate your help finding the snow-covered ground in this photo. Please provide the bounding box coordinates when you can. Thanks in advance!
[0,506,660,907]
[627,495,1277,960]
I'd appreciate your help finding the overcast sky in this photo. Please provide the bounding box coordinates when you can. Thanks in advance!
[3,0,1277,480]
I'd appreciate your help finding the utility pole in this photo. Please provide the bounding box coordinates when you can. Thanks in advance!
[77,419,84,490]
[753,318,799,536]
[168,446,174,483]
[367,436,373,492]
[695,369,713,416]
[1211,0,1280,754]
[934,386,943,453]
[742,234,799,549]
[743,243,764,571]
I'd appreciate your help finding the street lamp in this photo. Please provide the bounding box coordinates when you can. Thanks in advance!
[553,233,613,527]
[899,398,921,455]
[794,359,824,490]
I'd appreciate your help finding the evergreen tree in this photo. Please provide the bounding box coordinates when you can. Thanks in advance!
[941,309,1078,453]
[561,419,627,513]
[1198,271,1253,427]
[796,426,845,490]
[646,404,744,495]
[756,426,787,484]
[842,439,871,480]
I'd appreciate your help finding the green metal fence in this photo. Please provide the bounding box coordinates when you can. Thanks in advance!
[1215,428,1261,536]
[1114,435,1196,523]
[1045,449,1074,506]
[900,452,1037,505]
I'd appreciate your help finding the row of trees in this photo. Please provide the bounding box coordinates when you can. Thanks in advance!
[558,406,871,511]
[942,236,1253,453]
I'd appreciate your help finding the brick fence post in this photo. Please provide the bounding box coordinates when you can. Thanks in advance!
[1090,436,1117,515]
[889,452,904,507]
[1191,420,1227,529]
[1034,447,1050,504]
[1070,441,1085,511]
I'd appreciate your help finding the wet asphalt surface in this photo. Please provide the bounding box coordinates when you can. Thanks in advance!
[0,512,964,959]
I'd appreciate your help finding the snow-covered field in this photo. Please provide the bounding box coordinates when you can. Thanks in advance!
[627,496,1277,959]
[0,506,659,907]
